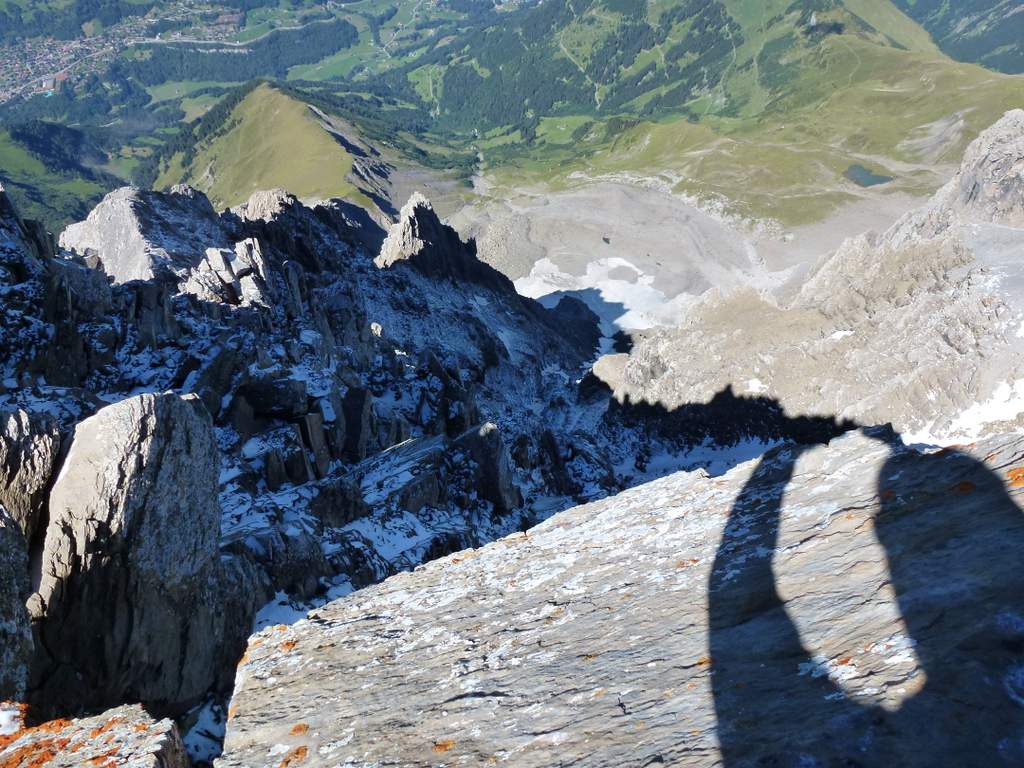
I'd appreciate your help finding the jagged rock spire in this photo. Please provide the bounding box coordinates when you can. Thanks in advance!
[375,193,517,294]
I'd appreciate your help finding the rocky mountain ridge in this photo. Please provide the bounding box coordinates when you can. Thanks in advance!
[0,167,830,763]
[1,110,1024,767]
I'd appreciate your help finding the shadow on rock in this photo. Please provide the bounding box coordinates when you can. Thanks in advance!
[709,425,1024,767]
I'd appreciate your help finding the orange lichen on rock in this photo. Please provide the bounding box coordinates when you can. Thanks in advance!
[279,640,298,653]
[89,717,123,739]
[88,748,119,766]
[1007,467,1024,488]
[277,745,308,767]
[432,740,456,753]
[0,717,71,750]
[954,480,977,494]
[0,734,72,768]
[289,723,309,736]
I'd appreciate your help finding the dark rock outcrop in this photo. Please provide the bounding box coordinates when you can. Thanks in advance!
[0,409,61,541]
[452,422,521,514]
[375,192,521,296]
[0,508,31,702]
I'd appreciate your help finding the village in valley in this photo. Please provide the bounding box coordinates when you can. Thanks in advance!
[0,1,250,104]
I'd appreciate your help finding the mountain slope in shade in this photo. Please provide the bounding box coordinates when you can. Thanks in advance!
[892,0,1024,73]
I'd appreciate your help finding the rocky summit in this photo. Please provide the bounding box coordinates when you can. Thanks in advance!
[1,108,1024,768]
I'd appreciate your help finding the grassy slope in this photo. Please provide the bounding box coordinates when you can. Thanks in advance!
[156,84,373,210]
[0,130,108,229]
[483,34,1024,226]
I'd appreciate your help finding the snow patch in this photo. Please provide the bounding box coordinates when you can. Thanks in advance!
[947,380,1024,440]
[515,257,691,331]
[184,698,227,764]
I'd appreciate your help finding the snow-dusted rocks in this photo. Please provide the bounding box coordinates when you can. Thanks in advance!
[218,429,1024,767]
[29,392,239,715]
[0,704,189,767]
[0,410,61,540]
[0,184,49,381]
[1,177,611,747]
[375,192,520,296]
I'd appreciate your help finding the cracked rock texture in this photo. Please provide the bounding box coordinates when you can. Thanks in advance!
[29,392,242,716]
[0,704,188,767]
[218,429,1024,767]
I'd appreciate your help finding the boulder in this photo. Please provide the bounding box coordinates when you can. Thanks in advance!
[308,475,368,528]
[59,186,230,286]
[259,425,314,490]
[28,392,232,715]
[237,377,308,419]
[315,393,347,460]
[0,409,61,540]
[298,413,331,478]
[232,238,270,307]
[0,704,189,767]
[120,279,179,348]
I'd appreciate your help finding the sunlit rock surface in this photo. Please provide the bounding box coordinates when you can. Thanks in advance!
[218,429,1024,767]
[0,704,188,767]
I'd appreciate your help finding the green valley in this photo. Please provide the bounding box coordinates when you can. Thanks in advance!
[1,0,1023,231]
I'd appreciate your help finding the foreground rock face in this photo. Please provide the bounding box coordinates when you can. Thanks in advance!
[29,392,234,715]
[219,429,1024,767]
[0,704,188,767]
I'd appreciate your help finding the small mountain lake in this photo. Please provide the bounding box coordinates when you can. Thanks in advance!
[844,164,894,187]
